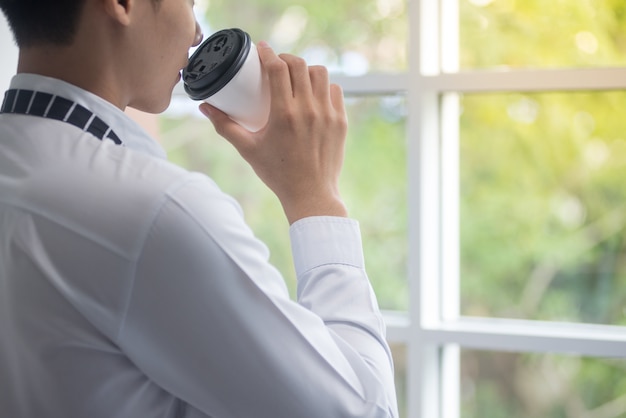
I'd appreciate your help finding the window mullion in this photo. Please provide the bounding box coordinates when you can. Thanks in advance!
[408,0,446,417]
[439,1,461,417]
[419,67,626,93]
[421,318,626,357]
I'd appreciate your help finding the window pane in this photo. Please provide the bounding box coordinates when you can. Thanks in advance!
[342,96,409,311]
[458,0,626,70]
[197,0,407,75]
[461,349,626,418]
[459,91,626,325]
[160,95,408,310]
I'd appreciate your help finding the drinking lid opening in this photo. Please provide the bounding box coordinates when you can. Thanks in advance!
[183,28,251,100]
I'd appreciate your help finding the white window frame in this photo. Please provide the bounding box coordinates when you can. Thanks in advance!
[168,2,626,416]
[327,1,626,417]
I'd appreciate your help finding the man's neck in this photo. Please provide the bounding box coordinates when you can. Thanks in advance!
[17,44,128,111]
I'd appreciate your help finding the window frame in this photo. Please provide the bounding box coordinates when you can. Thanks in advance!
[169,2,626,416]
[327,1,626,417]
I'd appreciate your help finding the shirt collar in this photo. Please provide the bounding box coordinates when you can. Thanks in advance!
[9,73,167,159]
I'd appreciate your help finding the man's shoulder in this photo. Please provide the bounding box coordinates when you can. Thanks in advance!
[0,119,221,253]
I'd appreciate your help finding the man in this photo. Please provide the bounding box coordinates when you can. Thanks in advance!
[0,0,398,416]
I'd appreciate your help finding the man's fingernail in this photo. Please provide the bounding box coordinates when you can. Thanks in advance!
[257,40,269,48]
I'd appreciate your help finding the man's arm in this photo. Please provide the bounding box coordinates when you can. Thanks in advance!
[117,178,398,417]
[199,41,349,224]
[115,42,398,416]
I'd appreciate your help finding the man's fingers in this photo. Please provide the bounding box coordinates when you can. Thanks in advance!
[279,54,312,99]
[308,65,331,104]
[329,84,345,114]
[256,42,292,106]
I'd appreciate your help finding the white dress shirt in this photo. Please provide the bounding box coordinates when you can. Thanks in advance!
[0,74,398,418]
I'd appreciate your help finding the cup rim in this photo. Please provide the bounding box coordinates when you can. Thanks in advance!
[183,28,252,100]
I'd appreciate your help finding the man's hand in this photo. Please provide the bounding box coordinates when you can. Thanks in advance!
[199,41,349,224]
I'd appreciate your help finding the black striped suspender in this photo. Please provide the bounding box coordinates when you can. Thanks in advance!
[1,89,122,145]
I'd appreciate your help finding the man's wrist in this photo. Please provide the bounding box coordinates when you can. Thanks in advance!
[283,197,348,225]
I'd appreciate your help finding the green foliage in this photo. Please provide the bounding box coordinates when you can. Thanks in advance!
[201,0,407,72]
[457,1,626,416]
[342,96,409,310]
[459,0,626,69]
[462,350,626,418]
[460,91,626,325]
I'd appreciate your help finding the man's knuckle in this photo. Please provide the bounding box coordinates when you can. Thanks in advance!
[292,56,307,68]
[309,65,328,78]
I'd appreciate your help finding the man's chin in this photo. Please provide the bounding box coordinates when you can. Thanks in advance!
[127,96,172,115]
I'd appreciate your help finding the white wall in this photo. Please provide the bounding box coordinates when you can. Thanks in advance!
[1,13,19,93]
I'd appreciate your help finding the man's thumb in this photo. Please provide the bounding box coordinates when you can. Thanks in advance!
[199,103,253,154]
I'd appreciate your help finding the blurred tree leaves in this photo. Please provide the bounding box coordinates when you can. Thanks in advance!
[200,0,407,73]
[458,2,626,417]
[459,0,626,69]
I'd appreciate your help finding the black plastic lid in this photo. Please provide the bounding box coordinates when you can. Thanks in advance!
[183,28,252,100]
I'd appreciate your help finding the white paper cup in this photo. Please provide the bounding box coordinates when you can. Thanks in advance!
[183,28,270,132]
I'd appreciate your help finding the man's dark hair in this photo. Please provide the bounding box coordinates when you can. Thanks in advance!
[0,0,88,47]
[0,0,162,48]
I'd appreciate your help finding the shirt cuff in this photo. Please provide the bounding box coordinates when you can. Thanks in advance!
[289,216,365,276]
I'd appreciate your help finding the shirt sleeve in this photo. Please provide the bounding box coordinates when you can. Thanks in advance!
[116,176,399,418]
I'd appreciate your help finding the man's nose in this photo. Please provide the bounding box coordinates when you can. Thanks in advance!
[193,21,203,47]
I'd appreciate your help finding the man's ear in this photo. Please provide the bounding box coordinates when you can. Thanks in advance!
[102,0,133,26]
